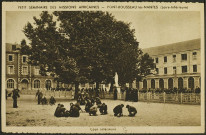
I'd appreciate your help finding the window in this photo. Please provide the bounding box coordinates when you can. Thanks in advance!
[12,45,16,51]
[45,80,52,90]
[143,79,147,89]
[8,65,14,74]
[193,65,197,72]
[155,58,158,63]
[34,67,40,75]
[156,68,159,74]
[7,79,14,88]
[57,82,62,88]
[173,55,176,62]
[164,56,167,63]
[22,56,27,63]
[173,66,176,74]
[34,80,40,88]
[151,79,155,89]
[182,66,187,73]
[181,54,187,61]
[192,52,197,59]
[22,66,28,75]
[8,55,13,62]
[164,67,167,74]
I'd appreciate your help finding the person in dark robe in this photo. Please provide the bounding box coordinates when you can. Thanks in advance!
[69,103,81,117]
[36,90,43,105]
[89,104,98,116]
[49,96,56,105]
[128,88,132,101]
[125,87,129,101]
[95,97,102,105]
[6,89,8,100]
[114,87,118,100]
[41,96,48,105]
[91,97,95,106]
[126,105,137,117]
[54,104,66,117]
[85,99,92,112]
[134,89,138,102]
[98,103,108,115]
[12,88,20,108]
[113,104,124,117]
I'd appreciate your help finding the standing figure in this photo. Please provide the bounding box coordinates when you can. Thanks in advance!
[36,90,43,105]
[12,89,20,108]
[126,105,137,117]
[113,104,124,117]
[6,89,8,100]
[134,89,138,102]
[125,87,129,101]
[113,87,117,100]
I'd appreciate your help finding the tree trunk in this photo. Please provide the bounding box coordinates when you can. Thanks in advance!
[74,82,79,100]
[96,82,99,89]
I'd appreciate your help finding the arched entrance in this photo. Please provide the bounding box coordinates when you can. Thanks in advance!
[168,78,173,89]
[21,79,29,90]
[143,79,147,89]
[159,79,164,89]
[188,77,194,89]
[151,79,155,89]
[178,78,183,89]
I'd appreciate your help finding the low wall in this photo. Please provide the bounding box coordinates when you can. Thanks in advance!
[19,90,200,105]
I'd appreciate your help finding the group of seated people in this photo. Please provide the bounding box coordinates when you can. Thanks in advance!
[54,96,137,117]
[54,102,82,117]
[113,104,137,117]
[40,96,56,105]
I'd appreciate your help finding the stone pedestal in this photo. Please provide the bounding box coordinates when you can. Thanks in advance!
[116,86,122,100]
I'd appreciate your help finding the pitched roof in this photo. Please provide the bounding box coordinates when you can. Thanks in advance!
[142,38,201,56]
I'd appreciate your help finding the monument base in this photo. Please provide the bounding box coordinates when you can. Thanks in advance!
[116,86,122,100]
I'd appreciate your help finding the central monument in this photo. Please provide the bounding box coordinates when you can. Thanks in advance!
[114,72,121,93]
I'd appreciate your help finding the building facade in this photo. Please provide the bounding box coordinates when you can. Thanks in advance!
[138,38,201,90]
[5,43,110,92]
[6,43,57,92]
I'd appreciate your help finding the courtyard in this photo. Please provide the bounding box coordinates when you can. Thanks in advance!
[6,95,200,126]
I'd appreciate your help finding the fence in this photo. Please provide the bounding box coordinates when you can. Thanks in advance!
[138,92,201,105]
[20,90,74,99]
[20,90,200,104]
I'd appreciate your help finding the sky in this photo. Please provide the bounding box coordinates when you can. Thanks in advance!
[6,11,200,49]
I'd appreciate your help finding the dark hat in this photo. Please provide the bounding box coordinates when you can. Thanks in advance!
[121,104,124,107]
[126,105,129,108]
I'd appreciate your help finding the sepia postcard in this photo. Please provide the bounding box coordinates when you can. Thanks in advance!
[1,1,205,134]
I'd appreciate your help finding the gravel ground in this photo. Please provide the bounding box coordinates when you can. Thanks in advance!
[6,95,200,126]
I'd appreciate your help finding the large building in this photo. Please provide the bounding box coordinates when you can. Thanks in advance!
[138,38,201,90]
[6,38,201,92]
[6,43,57,91]
[5,43,108,91]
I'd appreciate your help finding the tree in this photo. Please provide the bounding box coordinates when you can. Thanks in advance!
[22,11,154,91]
[53,11,142,88]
